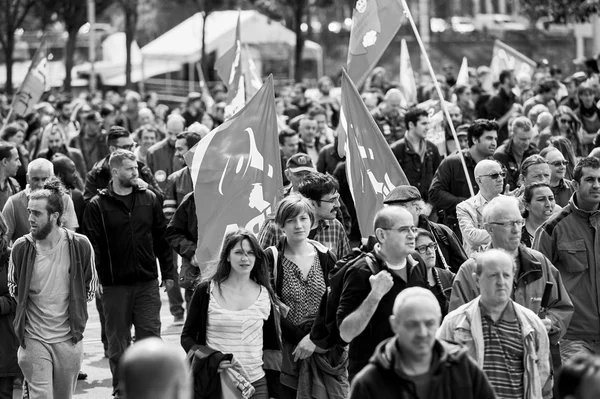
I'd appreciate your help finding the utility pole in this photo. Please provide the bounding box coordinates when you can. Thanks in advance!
[87,0,97,93]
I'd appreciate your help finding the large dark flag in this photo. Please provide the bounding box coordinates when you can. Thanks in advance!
[339,69,409,237]
[347,0,405,87]
[185,75,283,265]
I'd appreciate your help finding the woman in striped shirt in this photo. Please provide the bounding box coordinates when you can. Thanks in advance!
[181,229,282,399]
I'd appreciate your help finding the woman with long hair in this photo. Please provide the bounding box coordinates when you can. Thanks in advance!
[548,135,577,180]
[521,182,556,247]
[181,229,281,399]
[539,106,584,156]
[575,82,600,155]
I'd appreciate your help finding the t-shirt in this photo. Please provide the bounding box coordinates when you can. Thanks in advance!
[113,192,134,211]
[24,229,72,343]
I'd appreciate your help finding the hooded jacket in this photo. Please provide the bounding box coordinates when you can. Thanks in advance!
[82,183,173,286]
[349,338,496,399]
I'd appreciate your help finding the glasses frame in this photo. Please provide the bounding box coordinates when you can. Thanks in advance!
[489,219,525,228]
[477,171,507,180]
[383,226,418,235]
[548,160,569,167]
[415,242,438,254]
[320,194,340,204]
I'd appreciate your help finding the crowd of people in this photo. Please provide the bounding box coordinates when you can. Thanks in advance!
[1,58,600,399]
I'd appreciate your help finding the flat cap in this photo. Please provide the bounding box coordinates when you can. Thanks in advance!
[383,185,421,204]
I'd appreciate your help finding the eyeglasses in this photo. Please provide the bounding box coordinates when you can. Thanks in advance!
[549,160,569,167]
[489,219,525,228]
[320,195,340,204]
[477,171,506,180]
[415,242,438,254]
[558,118,572,124]
[115,144,134,151]
[383,226,418,235]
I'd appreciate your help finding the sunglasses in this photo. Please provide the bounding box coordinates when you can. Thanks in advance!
[558,118,572,124]
[477,171,506,180]
[549,160,569,167]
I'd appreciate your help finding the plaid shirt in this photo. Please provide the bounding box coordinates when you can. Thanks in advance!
[258,218,351,260]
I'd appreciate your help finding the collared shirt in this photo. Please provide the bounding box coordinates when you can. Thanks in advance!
[257,218,350,260]
[550,178,575,208]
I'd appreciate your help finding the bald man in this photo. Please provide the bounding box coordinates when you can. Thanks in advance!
[456,159,505,255]
[350,287,495,399]
[146,114,186,191]
[439,249,552,398]
[119,338,190,399]
[337,207,430,379]
[372,88,407,144]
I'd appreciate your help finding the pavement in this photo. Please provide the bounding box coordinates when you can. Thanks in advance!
[13,289,186,399]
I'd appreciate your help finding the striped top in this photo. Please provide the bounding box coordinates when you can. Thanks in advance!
[206,282,271,383]
[481,303,525,399]
[281,254,326,326]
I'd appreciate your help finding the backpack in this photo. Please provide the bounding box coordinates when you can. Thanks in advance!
[309,248,379,350]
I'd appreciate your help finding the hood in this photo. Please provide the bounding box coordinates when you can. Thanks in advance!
[98,180,147,197]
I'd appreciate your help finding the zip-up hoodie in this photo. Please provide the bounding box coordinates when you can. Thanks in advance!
[349,338,496,399]
[7,228,98,348]
[82,182,173,286]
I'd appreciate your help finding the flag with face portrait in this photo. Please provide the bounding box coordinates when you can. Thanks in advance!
[185,75,283,266]
[339,69,409,237]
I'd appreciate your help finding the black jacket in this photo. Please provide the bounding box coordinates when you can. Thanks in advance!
[82,183,173,286]
[165,192,199,289]
[493,140,539,191]
[0,254,19,377]
[390,138,442,201]
[418,216,467,273]
[349,338,496,399]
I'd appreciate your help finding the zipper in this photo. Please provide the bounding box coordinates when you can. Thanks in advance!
[100,210,115,285]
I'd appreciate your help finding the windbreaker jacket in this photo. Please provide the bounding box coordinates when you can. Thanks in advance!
[438,298,551,399]
[534,194,600,341]
[82,183,173,286]
[7,229,98,348]
[146,138,185,191]
[456,193,501,255]
[449,244,573,344]
[349,338,496,399]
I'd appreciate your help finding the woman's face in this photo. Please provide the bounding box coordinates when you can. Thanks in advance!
[580,91,595,108]
[415,235,436,269]
[458,89,472,104]
[526,186,555,222]
[201,113,214,130]
[281,212,312,242]
[9,131,25,146]
[545,149,567,181]
[556,113,573,134]
[228,239,256,276]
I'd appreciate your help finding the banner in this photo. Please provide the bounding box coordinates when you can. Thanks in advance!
[339,68,409,237]
[196,63,215,111]
[490,39,536,81]
[456,56,469,87]
[185,75,283,265]
[12,39,48,117]
[347,0,405,87]
[399,38,417,106]
[215,11,245,117]
[416,99,453,157]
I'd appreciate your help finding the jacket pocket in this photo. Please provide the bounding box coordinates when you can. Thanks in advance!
[557,239,588,273]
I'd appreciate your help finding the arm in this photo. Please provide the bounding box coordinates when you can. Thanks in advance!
[181,286,205,353]
[428,159,467,211]
[535,316,552,398]
[448,259,478,312]
[7,246,18,298]
[82,200,106,283]
[532,227,555,264]
[435,316,456,342]
[83,170,100,203]
[456,201,491,252]
[80,235,99,302]
[2,199,15,243]
[316,148,327,174]
[467,356,497,399]
[438,225,468,273]
[162,176,177,221]
[348,377,376,399]
[165,199,197,261]
[152,193,175,282]
[62,194,79,231]
[543,259,574,342]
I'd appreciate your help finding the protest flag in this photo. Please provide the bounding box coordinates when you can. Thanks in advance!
[196,63,215,111]
[214,10,245,117]
[490,39,536,80]
[456,57,469,86]
[399,38,418,105]
[243,44,263,98]
[347,0,405,88]
[339,68,409,238]
[185,75,283,266]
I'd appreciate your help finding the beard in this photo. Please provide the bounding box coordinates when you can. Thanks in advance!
[118,176,136,188]
[31,218,54,240]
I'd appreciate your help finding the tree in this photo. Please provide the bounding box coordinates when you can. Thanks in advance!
[0,0,36,95]
[117,0,139,89]
[521,0,600,24]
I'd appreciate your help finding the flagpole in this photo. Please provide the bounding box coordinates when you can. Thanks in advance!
[399,0,475,196]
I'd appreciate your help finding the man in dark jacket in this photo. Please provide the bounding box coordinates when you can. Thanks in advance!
[82,150,174,397]
[349,287,495,399]
[84,126,162,203]
[146,114,186,191]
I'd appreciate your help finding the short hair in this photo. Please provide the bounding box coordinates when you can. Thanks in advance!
[404,107,429,130]
[125,91,141,103]
[474,248,514,276]
[109,149,137,170]
[175,131,202,150]
[1,123,24,141]
[274,194,315,228]
[523,182,552,205]
[521,155,548,177]
[0,141,16,162]
[307,105,327,119]
[536,78,560,94]
[468,119,499,147]
[510,116,532,134]
[482,196,520,224]
[556,353,600,399]
[499,70,513,84]
[392,287,440,317]
[373,206,411,232]
[100,103,115,118]
[415,228,434,243]
[29,177,66,225]
[539,146,560,159]
[107,126,131,147]
[573,157,600,183]
[134,124,158,142]
[278,128,299,146]
[28,158,53,174]
[297,173,339,204]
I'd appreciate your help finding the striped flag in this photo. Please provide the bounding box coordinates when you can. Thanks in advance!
[399,38,417,105]
[185,75,283,266]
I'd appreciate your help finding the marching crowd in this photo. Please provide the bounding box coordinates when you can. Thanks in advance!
[1,59,600,399]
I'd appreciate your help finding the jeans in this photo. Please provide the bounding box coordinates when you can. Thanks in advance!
[167,251,185,318]
[251,376,269,399]
[560,339,600,363]
[102,279,162,391]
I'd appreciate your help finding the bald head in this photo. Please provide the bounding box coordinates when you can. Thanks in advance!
[120,338,190,399]
[392,287,440,318]
[590,147,600,161]
[474,159,501,178]
[28,158,53,175]
[166,114,186,144]
[537,112,553,129]
[373,206,413,231]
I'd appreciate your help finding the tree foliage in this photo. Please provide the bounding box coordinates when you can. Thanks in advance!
[521,0,600,23]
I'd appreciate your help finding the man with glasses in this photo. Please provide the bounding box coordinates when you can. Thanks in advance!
[494,116,539,191]
[457,160,506,255]
[450,195,573,370]
[337,206,430,380]
[535,157,600,362]
[83,126,162,203]
[541,147,575,207]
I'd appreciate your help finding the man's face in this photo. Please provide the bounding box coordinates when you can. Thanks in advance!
[523,163,551,186]
[473,130,497,156]
[575,167,600,206]
[313,114,328,134]
[380,211,416,258]
[28,198,55,240]
[126,98,139,112]
[458,135,469,150]
[139,111,154,126]
[477,258,514,307]
[175,138,189,161]
[286,169,312,190]
[85,120,101,137]
[313,191,340,221]
[28,168,53,191]
[166,119,184,145]
[504,72,516,89]
[390,298,440,360]
[111,136,135,153]
[4,148,21,177]
[280,135,299,159]
[476,162,504,196]
[299,120,317,143]
[319,79,332,95]
[60,104,72,119]
[113,159,139,188]
[512,128,533,155]
[103,111,117,128]
[449,107,463,125]
[411,115,429,139]
[580,91,595,108]
[48,132,63,153]
[140,131,157,151]
[486,204,523,252]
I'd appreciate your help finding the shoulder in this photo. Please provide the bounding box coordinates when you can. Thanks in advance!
[68,147,84,157]
[456,197,475,211]
[12,236,31,253]
[539,204,574,237]
[147,139,168,155]
[389,138,406,150]
[515,302,546,329]
[494,144,509,156]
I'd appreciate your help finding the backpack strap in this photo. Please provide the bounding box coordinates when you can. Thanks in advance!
[364,253,379,275]
[267,245,279,290]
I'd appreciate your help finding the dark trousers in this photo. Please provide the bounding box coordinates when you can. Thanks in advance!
[0,377,12,399]
[95,296,107,352]
[167,251,185,317]
[102,279,162,392]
